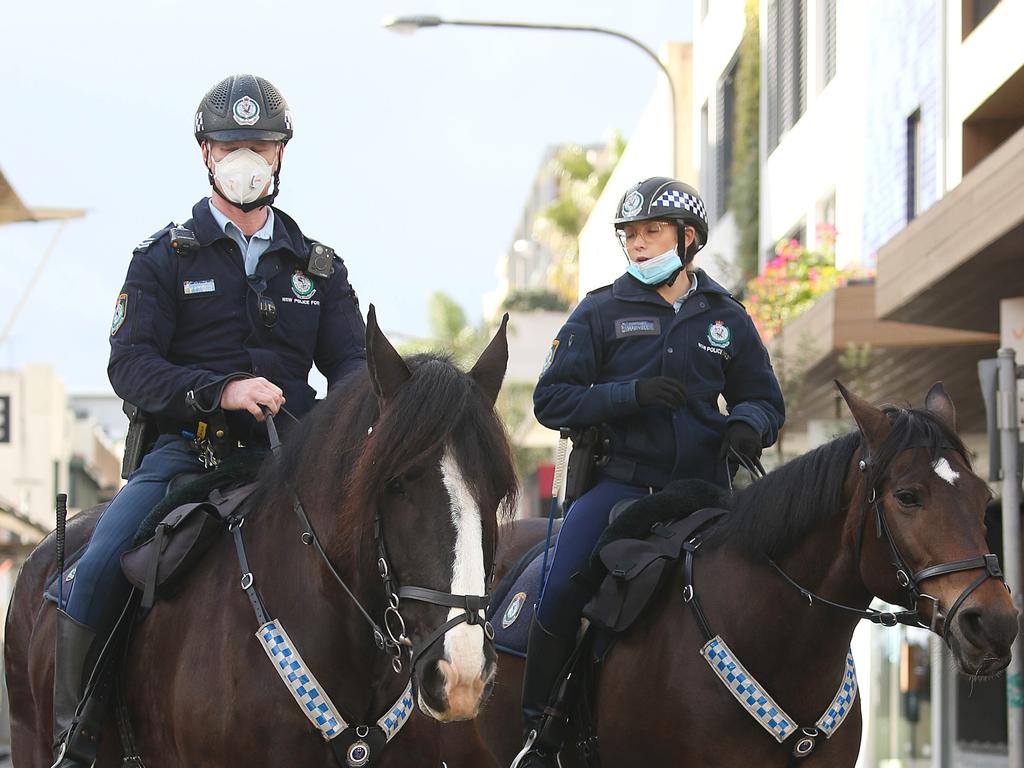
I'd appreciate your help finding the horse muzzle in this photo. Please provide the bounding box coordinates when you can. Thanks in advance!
[414,623,497,721]
[945,585,1018,676]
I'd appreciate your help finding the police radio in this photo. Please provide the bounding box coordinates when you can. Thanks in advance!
[307,242,335,279]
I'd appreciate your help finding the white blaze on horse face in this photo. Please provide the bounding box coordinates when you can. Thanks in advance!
[440,448,487,694]
[933,457,960,486]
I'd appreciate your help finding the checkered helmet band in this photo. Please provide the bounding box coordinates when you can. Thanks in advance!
[613,177,709,251]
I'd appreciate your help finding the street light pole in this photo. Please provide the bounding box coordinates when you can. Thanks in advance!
[383,14,679,175]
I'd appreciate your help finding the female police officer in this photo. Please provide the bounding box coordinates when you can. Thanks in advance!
[514,177,785,767]
[49,74,366,768]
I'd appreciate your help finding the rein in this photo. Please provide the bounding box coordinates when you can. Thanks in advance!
[225,412,493,767]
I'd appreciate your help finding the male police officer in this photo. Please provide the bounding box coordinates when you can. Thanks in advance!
[51,74,366,767]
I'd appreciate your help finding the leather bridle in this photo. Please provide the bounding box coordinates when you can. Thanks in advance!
[769,448,1008,642]
[268,413,495,676]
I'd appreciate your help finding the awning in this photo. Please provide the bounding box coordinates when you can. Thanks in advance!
[875,125,1024,332]
[771,284,997,431]
[0,168,86,224]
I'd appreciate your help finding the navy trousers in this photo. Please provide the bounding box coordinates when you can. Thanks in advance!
[64,435,203,631]
[536,479,651,637]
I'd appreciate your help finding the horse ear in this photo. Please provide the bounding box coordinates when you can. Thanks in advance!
[470,313,509,406]
[365,304,411,402]
[835,379,891,451]
[925,381,957,432]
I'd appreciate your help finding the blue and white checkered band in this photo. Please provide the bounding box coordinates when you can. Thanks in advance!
[257,620,416,747]
[815,650,858,736]
[703,636,794,742]
[377,682,415,740]
[653,189,708,225]
[702,636,858,744]
[259,621,346,740]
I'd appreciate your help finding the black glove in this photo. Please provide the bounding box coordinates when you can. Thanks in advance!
[718,421,763,462]
[635,377,686,409]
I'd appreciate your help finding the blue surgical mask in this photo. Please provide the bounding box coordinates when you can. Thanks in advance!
[626,247,683,285]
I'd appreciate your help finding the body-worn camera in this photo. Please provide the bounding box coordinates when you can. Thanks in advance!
[307,242,335,279]
[170,227,199,256]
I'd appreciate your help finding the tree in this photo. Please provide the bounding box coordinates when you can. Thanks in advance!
[534,133,626,305]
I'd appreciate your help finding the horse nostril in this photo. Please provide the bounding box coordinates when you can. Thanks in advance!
[958,607,1018,654]
[959,608,985,644]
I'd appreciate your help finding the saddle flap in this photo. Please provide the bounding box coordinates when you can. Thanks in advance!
[120,482,259,605]
[584,507,730,635]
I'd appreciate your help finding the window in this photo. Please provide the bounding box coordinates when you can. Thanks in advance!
[700,101,710,211]
[716,58,739,220]
[906,109,922,222]
[0,395,9,443]
[767,0,808,152]
[822,0,837,86]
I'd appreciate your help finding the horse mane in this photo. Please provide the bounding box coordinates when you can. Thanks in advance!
[717,405,969,560]
[258,353,518,539]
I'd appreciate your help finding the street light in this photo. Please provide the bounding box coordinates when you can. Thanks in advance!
[382,14,678,174]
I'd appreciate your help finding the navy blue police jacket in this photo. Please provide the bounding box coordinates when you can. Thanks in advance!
[534,269,785,489]
[108,198,366,436]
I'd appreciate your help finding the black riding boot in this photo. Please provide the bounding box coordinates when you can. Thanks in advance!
[51,610,101,768]
[511,617,576,768]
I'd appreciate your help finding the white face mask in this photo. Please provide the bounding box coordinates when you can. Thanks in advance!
[211,148,275,206]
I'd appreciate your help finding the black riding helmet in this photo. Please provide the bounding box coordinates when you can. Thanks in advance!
[613,177,709,263]
[195,74,292,211]
[194,74,293,144]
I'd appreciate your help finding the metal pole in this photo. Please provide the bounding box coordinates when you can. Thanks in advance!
[930,636,954,768]
[387,16,679,175]
[998,347,1023,768]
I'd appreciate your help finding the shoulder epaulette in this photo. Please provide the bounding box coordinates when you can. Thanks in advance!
[586,283,613,296]
[133,223,174,254]
[725,294,747,310]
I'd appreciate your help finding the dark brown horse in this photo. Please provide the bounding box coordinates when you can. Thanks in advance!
[5,307,518,767]
[459,382,1018,768]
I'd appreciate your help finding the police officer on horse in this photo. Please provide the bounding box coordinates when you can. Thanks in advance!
[51,74,367,767]
[514,177,786,767]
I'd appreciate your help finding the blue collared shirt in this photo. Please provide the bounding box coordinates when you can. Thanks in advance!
[207,200,275,276]
[672,271,699,313]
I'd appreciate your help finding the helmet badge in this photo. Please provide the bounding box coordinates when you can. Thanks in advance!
[232,96,260,126]
[621,190,644,217]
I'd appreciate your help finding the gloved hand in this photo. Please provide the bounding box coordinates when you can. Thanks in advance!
[635,377,686,409]
[718,421,763,462]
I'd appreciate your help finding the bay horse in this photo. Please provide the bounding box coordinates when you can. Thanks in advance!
[461,382,1018,768]
[5,306,518,768]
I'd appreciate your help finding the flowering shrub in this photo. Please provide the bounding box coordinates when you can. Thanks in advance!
[745,225,872,339]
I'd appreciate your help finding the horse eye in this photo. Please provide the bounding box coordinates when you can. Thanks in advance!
[894,490,920,508]
[386,478,405,496]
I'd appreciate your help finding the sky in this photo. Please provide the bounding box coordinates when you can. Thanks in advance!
[0,0,691,394]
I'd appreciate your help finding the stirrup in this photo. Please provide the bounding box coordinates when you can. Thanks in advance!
[509,730,562,768]
[50,739,95,768]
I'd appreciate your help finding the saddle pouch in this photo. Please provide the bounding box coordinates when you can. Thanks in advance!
[583,507,728,634]
[120,483,257,609]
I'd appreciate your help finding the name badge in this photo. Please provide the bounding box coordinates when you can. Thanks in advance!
[615,317,661,338]
[183,279,216,295]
